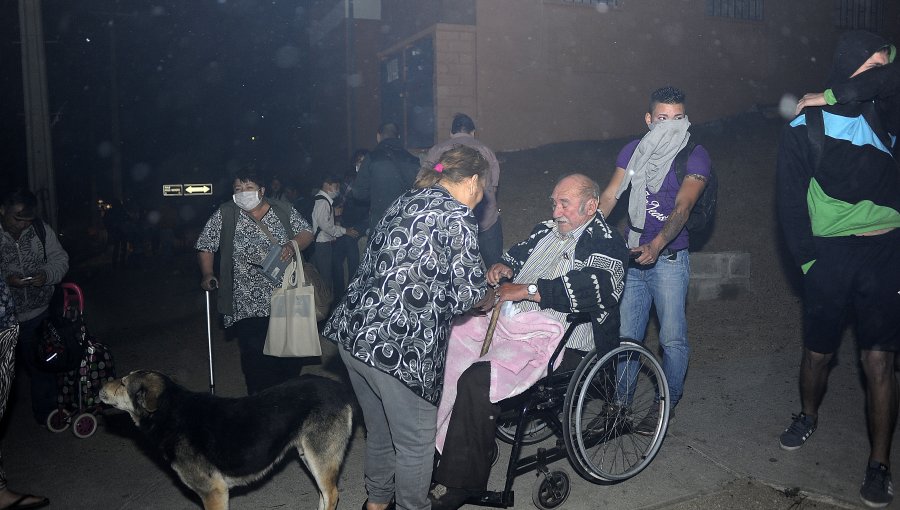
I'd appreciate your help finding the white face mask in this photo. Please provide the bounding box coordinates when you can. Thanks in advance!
[233,190,262,211]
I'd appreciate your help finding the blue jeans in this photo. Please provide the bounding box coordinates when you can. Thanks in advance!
[619,250,690,406]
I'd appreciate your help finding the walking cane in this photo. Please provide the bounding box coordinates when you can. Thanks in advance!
[481,299,503,357]
[205,286,216,395]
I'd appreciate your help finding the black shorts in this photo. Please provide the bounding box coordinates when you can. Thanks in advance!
[803,229,900,354]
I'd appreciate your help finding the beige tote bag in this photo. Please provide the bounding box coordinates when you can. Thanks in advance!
[264,240,322,357]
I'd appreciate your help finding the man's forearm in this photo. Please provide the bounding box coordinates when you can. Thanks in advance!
[652,207,690,250]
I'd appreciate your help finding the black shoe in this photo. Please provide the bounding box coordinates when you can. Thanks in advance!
[429,484,473,510]
[779,412,817,451]
[361,499,395,510]
[860,461,893,508]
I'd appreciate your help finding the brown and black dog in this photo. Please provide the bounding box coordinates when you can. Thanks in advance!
[100,370,352,510]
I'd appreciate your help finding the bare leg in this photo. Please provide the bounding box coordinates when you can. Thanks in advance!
[799,347,834,419]
[861,350,899,467]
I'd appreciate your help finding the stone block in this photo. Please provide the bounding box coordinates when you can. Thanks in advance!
[687,251,751,302]
[690,252,727,278]
[728,252,751,278]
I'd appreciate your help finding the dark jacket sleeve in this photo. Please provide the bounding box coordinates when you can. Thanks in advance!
[776,122,818,269]
[830,64,900,104]
[502,222,551,275]
[353,156,373,201]
[830,65,900,138]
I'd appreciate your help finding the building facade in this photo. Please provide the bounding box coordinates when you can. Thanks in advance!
[309,0,900,166]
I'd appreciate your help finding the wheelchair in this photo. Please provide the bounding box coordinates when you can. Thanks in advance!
[472,313,671,509]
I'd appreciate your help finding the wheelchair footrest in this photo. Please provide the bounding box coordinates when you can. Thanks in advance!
[471,490,514,508]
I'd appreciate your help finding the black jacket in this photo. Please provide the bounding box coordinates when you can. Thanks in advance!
[352,137,420,232]
[777,31,900,269]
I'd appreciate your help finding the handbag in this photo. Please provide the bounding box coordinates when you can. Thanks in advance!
[35,315,86,373]
[302,261,333,322]
[264,240,323,358]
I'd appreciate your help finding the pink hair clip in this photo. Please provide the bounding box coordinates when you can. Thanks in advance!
[434,163,444,173]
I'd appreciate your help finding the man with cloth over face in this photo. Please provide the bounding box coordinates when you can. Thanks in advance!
[598,86,711,433]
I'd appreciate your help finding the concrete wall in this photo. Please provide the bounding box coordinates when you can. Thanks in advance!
[310,0,900,165]
[471,0,900,151]
[380,0,476,48]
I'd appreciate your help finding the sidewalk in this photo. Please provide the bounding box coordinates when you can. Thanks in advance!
[2,254,889,509]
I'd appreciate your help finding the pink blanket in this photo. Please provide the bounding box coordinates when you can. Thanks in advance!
[436,311,565,452]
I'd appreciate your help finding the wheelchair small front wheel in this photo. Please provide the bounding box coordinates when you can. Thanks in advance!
[531,469,570,509]
[563,343,670,483]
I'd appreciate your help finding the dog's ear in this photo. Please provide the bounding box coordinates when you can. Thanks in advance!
[136,385,159,414]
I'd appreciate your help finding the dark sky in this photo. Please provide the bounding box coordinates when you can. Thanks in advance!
[2,0,312,216]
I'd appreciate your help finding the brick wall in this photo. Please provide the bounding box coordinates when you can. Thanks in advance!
[434,24,477,137]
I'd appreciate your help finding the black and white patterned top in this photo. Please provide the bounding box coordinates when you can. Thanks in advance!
[0,278,16,330]
[324,186,487,405]
[195,206,311,327]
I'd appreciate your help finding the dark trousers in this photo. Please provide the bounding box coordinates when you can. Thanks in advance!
[478,220,504,269]
[16,312,58,422]
[332,234,360,297]
[232,317,304,395]
[435,347,584,491]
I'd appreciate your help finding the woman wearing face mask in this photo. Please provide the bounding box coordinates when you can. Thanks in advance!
[195,170,315,395]
[324,145,491,510]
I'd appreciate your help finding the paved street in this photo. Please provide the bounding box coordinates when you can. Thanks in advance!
[2,248,888,509]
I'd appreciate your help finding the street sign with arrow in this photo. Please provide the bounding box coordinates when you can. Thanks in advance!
[183,184,213,196]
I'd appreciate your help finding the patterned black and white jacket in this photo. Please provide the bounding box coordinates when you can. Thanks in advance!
[324,186,487,405]
[0,222,69,322]
[503,213,629,354]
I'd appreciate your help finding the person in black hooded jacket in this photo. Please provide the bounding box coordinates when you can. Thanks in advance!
[776,31,900,509]
[351,122,421,234]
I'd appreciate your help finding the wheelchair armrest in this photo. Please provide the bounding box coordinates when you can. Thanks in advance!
[565,312,591,325]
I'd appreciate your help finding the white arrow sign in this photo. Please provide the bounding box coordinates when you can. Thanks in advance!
[183,184,213,195]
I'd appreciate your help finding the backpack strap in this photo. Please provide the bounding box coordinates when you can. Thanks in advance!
[31,219,47,262]
[311,195,330,239]
[804,107,825,173]
[674,140,698,185]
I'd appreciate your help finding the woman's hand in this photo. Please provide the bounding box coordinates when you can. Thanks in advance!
[29,270,47,287]
[795,92,827,115]
[487,263,513,286]
[200,274,219,291]
[279,242,296,262]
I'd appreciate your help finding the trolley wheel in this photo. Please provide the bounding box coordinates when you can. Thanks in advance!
[563,343,670,483]
[531,470,570,510]
[46,409,70,433]
[72,413,98,439]
[489,439,500,467]
[496,415,554,445]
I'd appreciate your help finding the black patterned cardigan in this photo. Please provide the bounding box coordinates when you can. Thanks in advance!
[503,214,629,354]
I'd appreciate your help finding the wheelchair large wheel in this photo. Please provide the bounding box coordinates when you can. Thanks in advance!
[563,342,670,483]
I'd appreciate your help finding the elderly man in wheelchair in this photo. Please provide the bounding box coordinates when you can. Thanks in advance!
[430,174,671,510]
